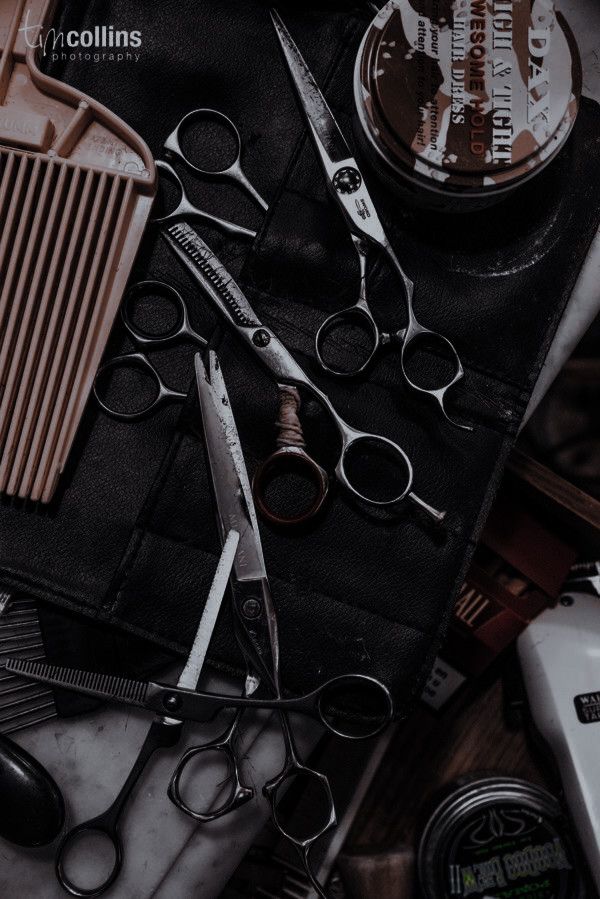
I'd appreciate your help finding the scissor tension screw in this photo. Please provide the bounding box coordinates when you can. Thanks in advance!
[242,598,262,620]
[252,329,271,348]
[163,693,182,712]
[333,167,362,194]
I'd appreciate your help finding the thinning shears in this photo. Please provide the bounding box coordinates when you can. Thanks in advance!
[163,220,446,522]
[271,11,470,430]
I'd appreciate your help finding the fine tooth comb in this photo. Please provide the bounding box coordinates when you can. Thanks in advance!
[0,0,156,503]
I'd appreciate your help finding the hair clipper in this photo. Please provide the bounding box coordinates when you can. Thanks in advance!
[517,590,600,892]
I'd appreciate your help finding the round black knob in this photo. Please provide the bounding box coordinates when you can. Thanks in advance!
[253,329,271,348]
[163,693,182,712]
[242,598,262,620]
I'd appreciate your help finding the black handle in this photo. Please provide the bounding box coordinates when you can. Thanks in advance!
[55,718,182,897]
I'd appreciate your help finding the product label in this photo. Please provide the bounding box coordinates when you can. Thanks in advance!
[361,0,581,190]
[574,692,600,724]
[438,803,579,898]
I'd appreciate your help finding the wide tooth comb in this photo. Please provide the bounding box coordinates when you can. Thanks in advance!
[0,0,156,502]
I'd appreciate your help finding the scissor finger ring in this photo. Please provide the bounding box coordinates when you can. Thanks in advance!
[252,387,329,527]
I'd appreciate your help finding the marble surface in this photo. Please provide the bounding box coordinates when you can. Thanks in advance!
[1,670,320,899]
[3,2,600,897]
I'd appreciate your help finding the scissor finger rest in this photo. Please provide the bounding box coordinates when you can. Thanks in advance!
[94,352,187,422]
[336,431,413,508]
[152,160,257,239]
[150,159,187,224]
[400,324,472,431]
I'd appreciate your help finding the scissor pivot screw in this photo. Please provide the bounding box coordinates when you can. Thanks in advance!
[242,598,262,620]
[333,167,362,195]
[252,329,271,348]
[163,693,182,712]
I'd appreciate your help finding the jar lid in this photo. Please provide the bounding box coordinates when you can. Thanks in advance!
[418,776,586,899]
[359,0,582,194]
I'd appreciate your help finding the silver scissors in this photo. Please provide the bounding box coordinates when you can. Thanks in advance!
[7,354,394,898]
[153,107,268,239]
[171,356,392,899]
[93,280,207,421]
[271,11,470,431]
[163,220,446,522]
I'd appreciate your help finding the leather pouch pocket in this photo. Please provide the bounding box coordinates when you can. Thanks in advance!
[1,1,600,713]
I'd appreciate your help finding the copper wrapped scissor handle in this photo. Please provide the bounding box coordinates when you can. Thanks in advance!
[253,386,329,527]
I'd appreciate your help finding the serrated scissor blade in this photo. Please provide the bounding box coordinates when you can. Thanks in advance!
[3,659,149,706]
[195,352,267,584]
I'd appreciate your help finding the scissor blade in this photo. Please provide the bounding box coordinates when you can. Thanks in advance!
[196,353,282,695]
[195,352,267,585]
[3,659,149,708]
[271,10,352,165]
[163,223,262,333]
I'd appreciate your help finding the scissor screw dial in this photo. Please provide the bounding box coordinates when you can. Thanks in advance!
[242,598,262,620]
[333,167,362,194]
[163,693,182,712]
[252,329,271,348]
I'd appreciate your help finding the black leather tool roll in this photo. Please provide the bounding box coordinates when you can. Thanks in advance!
[1,0,600,717]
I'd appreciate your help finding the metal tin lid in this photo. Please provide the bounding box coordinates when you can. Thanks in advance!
[358,0,582,196]
[418,776,586,898]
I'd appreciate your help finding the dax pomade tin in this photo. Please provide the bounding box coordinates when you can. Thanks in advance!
[354,0,582,210]
[418,777,587,898]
